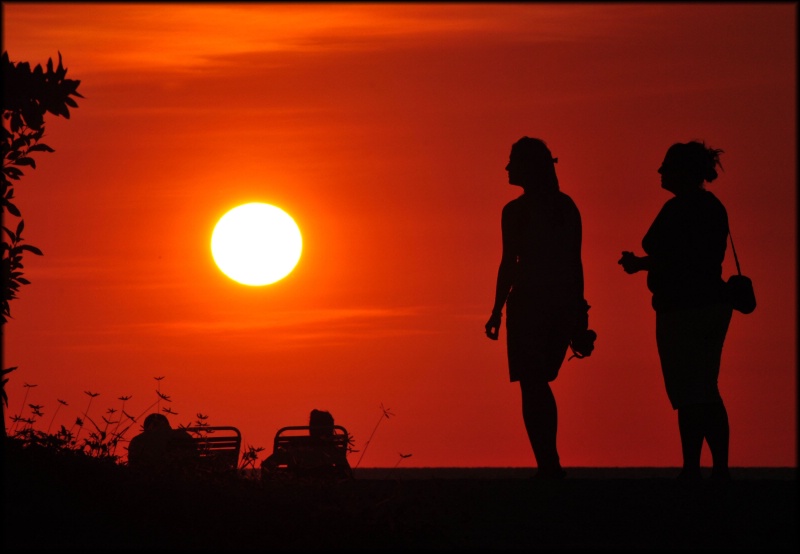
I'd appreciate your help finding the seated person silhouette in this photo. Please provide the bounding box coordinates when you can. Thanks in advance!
[127,413,198,474]
[261,409,353,480]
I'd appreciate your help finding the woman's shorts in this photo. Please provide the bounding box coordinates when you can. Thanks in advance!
[655,303,732,410]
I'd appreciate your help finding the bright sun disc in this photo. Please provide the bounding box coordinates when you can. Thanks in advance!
[211,202,302,286]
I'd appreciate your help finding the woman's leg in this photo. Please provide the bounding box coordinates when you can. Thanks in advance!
[519,379,563,477]
[658,305,732,480]
[703,400,730,479]
[677,404,704,479]
[678,400,730,480]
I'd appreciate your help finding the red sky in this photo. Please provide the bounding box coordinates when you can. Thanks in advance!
[2,3,796,468]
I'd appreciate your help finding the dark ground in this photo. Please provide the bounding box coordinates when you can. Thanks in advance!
[3,441,797,551]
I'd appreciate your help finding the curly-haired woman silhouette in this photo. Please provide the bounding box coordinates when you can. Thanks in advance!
[485,137,592,480]
[619,141,732,482]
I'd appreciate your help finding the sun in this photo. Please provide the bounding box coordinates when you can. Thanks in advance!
[211,202,303,286]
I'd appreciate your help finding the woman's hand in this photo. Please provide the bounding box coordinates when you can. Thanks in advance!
[618,251,643,274]
[485,312,502,340]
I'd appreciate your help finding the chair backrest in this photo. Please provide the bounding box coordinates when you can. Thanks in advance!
[272,425,349,470]
[273,424,349,453]
[185,426,242,471]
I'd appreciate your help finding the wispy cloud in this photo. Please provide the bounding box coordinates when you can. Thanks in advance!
[4,3,663,75]
[53,305,439,352]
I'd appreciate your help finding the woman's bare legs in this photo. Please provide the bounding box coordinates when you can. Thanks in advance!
[520,379,564,478]
[678,401,730,481]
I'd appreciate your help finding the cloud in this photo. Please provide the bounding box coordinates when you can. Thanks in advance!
[3,3,665,77]
[55,305,437,353]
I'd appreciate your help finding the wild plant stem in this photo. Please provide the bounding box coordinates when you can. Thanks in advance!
[354,413,385,469]
[46,404,62,434]
[111,398,128,438]
[12,385,33,434]
[74,395,96,443]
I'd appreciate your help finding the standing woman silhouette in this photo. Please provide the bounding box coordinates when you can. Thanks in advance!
[485,137,592,480]
[619,141,732,482]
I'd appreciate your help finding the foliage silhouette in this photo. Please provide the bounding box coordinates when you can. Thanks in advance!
[7,374,261,474]
[1,51,83,438]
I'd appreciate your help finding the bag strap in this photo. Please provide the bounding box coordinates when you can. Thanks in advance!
[728,229,742,276]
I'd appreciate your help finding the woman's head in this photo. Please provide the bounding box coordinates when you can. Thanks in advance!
[659,141,724,193]
[506,137,559,193]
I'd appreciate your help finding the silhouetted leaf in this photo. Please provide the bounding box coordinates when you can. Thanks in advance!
[10,136,28,150]
[57,52,66,80]
[20,245,43,256]
[14,157,35,168]
[28,143,55,153]
[4,203,21,217]
[3,167,23,179]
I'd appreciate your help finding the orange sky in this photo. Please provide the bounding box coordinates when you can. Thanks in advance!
[2,3,796,468]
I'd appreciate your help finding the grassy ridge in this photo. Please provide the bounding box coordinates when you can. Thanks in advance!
[4,440,797,551]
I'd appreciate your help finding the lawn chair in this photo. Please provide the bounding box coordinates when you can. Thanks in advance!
[261,424,353,481]
[185,426,242,472]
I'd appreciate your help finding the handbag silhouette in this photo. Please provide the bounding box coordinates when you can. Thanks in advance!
[726,228,756,314]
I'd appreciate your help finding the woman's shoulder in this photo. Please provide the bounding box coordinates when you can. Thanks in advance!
[686,190,727,217]
[551,191,581,220]
[502,195,526,215]
[701,189,726,209]
[502,190,579,215]
[664,190,726,209]
[556,190,579,207]
[658,191,727,232]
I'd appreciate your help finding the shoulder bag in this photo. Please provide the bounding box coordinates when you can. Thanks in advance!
[726,228,756,314]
